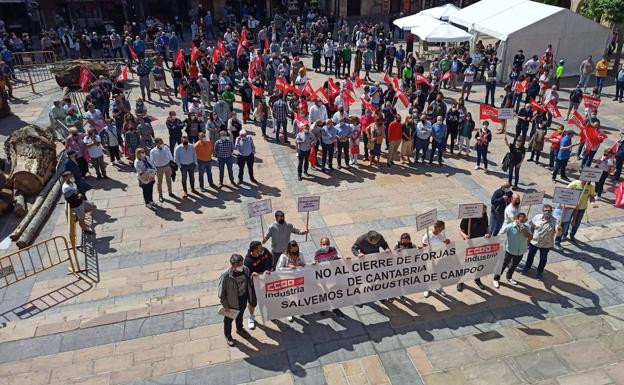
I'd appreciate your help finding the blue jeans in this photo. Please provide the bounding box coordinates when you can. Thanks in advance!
[197,160,214,188]
[181,96,189,113]
[596,76,605,94]
[556,208,585,242]
[429,141,445,164]
[552,158,569,179]
[581,150,597,168]
[217,157,235,185]
[485,83,496,105]
[476,146,488,168]
[490,211,504,236]
[579,73,591,91]
[275,119,288,143]
[508,163,521,187]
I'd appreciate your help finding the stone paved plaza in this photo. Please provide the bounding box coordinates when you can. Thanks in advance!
[1,55,624,385]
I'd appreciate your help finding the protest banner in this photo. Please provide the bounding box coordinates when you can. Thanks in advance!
[416,209,438,251]
[298,196,321,240]
[580,167,603,183]
[498,108,514,120]
[521,191,545,217]
[552,187,581,206]
[254,237,505,320]
[248,199,273,238]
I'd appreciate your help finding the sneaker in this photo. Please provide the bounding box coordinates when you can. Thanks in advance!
[248,317,256,330]
[492,280,500,289]
[236,329,251,339]
[423,290,430,298]
[456,283,464,292]
[158,194,164,202]
[476,281,487,290]
[226,336,235,346]
[536,272,544,280]
[287,316,294,322]
[507,278,518,286]
[200,188,208,192]
[475,166,481,170]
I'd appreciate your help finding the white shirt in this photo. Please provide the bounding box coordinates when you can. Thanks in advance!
[422,231,448,249]
[189,103,204,117]
[504,203,520,224]
[83,135,104,158]
[295,75,308,91]
[150,146,174,168]
[85,109,103,127]
[309,104,328,123]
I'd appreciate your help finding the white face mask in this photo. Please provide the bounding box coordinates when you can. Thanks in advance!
[235,266,244,272]
[69,177,75,184]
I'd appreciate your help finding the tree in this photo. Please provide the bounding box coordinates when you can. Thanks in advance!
[581,0,624,71]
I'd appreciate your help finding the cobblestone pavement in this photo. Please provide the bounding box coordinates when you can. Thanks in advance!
[1,53,624,385]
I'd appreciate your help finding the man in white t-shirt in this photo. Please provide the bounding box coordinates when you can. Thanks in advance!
[83,127,107,179]
[84,104,104,131]
[504,194,521,224]
[461,64,476,100]
[422,220,450,298]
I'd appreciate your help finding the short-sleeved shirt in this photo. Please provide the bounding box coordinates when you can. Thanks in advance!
[460,216,489,238]
[568,180,595,210]
[557,136,572,160]
[387,121,402,141]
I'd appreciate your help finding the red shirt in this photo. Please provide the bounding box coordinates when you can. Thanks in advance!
[549,132,563,149]
[388,121,402,141]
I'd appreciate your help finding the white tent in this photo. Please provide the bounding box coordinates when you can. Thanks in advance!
[449,0,611,80]
[420,3,461,21]
[411,22,472,43]
[393,14,442,31]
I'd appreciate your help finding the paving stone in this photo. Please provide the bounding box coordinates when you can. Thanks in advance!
[0,334,62,363]
[466,327,529,360]
[291,365,328,385]
[123,312,185,340]
[556,312,615,340]
[315,335,376,366]
[512,347,572,382]
[421,368,467,385]
[514,320,572,350]
[421,337,480,371]
[60,323,125,352]
[605,361,624,384]
[555,369,615,385]
[378,349,424,385]
[461,359,523,385]
[555,340,616,371]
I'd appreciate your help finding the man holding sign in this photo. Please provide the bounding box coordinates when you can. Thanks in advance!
[457,204,490,292]
[262,211,308,269]
[554,181,595,246]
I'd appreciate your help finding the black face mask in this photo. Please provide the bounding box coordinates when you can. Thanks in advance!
[277,218,285,224]
[182,141,189,145]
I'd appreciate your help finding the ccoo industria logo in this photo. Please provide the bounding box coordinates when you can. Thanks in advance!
[464,243,500,263]
[265,277,305,292]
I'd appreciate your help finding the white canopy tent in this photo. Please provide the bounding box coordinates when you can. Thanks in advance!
[420,3,461,21]
[449,0,611,80]
[393,14,443,31]
[411,22,472,43]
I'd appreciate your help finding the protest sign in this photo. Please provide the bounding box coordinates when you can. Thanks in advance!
[553,187,581,206]
[458,203,484,219]
[298,196,321,240]
[580,168,603,183]
[255,237,505,320]
[521,191,545,207]
[248,199,273,238]
[498,108,514,120]
[416,209,438,232]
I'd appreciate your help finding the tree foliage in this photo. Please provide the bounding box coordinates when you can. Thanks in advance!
[581,0,624,24]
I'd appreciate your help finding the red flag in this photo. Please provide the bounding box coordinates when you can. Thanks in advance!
[237,39,244,57]
[582,124,601,154]
[383,72,392,84]
[308,144,318,167]
[328,78,339,94]
[611,143,618,159]
[275,76,288,92]
[303,82,315,98]
[344,78,355,94]
[514,79,529,93]
[440,71,451,81]
[354,76,363,88]
[174,48,184,68]
[241,29,248,42]
[250,83,264,97]
[530,98,547,113]
[217,38,226,55]
[128,46,138,61]
[286,82,301,96]
[392,75,400,90]
[191,46,203,62]
[116,65,128,82]
[361,96,377,113]
[479,103,501,123]
[615,182,624,208]
[545,99,561,118]
[568,110,585,130]
[264,36,269,51]
[79,66,93,91]
[416,73,431,86]
[395,89,409,108]
[315,88,329,104]
[341,89,355,104]
[582,94,601,110]
[248,55,263,76]
[294,112,309,131]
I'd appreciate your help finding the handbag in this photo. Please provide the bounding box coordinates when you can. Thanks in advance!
[501,152,511,172]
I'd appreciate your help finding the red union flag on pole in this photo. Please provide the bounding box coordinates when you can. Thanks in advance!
[275,76,288,92]
[567,110,585,130]
[303,82,316,100]
[416,73,431,86]
[128,46,138,61]
[315,88,329,104]
[615,182,624,208]
[392,75,400,90]
[264,36,269,51]
[530,98,547,113]
[217,37,226,55]
[212,47,220,63]
[294,112,309,131]
[583,94,601,110]
[174,48,184,68]
[345,78,355,93]
[191,46,203,62]
[440,71,452,81]
[79,66,93,91]
[383,72,392,84]
[250,83,264,97]
[514,79,529,93]
[328,78,340,94]
[545,99,561,118]
[354,76,363,88]
[395,89,409,108]
[581,125,601,154]
[116,65,128,82]
[479,103,501,123]
[361,96,377,113]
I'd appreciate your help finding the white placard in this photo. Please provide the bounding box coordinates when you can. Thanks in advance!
[416,209,438,231]
[458,203,484,219]
[498,108,514,120]
[552,187,582,206]
[580,168,603,183]
[247,199,273,218]
[298,196,321,212]
[255,236,504,320]
[521,191,545,207]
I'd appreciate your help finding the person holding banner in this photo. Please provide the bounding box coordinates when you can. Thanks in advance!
[219,254,255,346]
[352,230,391,256]
[523,205,556,279]
[276,241,307,322]
[263,211,308,268]
[244,241,273,330]
[457,206,491,292]
[422,222,450,297]
[493,213,533,287]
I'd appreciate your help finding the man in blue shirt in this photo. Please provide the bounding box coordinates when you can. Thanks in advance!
[552,130,576,181]
[174,136,198,198]
[430,116,447,165]
[168,32,179,62]
[234,130,256,184]
[132,36,146,60]
[154,32,170,68]
[493,212,533,287]
[335,117,355,169]
[295,125,317,180]
[395,45,406,76]
[320,119,338,172]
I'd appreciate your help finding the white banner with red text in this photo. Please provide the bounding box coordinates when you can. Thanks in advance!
[254,237,505,320]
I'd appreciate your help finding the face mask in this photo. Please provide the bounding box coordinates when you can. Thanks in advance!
[543,211,552,217]
[513,201,520,207]
[69,177,75,183]
[277,218,285,224]
[235,266,244,272]
[183,141,189,145]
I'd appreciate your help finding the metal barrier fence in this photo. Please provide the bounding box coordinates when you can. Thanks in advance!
[11,51,58,93]
[0,236,82,290]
